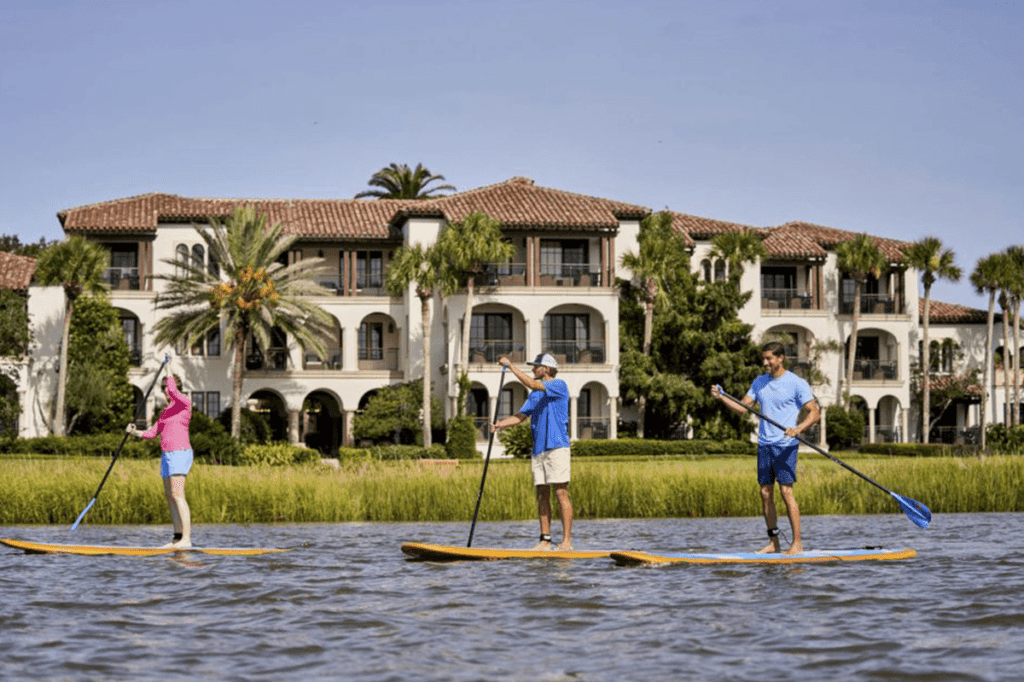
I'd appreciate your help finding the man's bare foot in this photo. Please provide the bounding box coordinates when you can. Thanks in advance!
[531,540,552,551]
[756,539,781,554]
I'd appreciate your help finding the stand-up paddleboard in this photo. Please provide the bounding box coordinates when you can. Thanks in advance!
[401,542,613,561]
[0,538,288,557]
[610,547,916,566]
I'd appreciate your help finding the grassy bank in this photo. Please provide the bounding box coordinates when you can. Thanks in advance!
[1,455,1023,525]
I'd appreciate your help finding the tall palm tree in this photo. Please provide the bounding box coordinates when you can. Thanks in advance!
[1004,245,1024,427]
[33,236,110,436]
[355,163,456,200]
[434,211,514,412]
[152,205,335,438]
[385,242,447,446]
[709,229,768,285]
[902,237,962,444]
[835,234,888,410]
[620,212,694,438]
[971,252,1006,448]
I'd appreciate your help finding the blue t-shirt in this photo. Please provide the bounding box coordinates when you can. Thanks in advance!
[746,371,816,445]
[519,378,570,456]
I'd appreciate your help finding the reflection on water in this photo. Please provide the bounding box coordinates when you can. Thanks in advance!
[1,514,1023,681]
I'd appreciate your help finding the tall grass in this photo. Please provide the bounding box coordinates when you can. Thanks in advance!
[2,455,1023,525]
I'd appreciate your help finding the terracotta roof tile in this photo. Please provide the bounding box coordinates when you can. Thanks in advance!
[0,251,37,290]
[920,298,990,324]
[768,221,910,261]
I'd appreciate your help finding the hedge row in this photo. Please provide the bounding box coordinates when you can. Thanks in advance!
[570,438,756,458]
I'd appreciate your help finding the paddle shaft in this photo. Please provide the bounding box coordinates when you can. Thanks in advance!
[716,387,897,498]
[70,355,171,530]
[467,366,507,547]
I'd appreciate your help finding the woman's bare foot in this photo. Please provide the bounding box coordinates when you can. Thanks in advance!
[531,540,552,551]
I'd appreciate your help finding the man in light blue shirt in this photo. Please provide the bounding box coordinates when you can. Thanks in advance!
[712,342,820,554]
[492,353,573,550]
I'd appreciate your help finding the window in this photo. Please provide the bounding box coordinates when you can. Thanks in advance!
[175,244,190,277]
[540,239,588,278]
[701,259,712,282]
[359,322,384,360]
[544,313,589,363]
[356,251,383,289]
[191,391,221,418]
[121,315,141,366]
[208,248,219,278]
[186,325,221,357]
[192,244,205,271]
[470,313,512,361]
[714,259,726,282]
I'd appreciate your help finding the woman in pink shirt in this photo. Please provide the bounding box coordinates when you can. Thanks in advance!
[127,374,193,548]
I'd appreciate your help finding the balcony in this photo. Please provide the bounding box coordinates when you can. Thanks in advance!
[106,267,140,291]
[358,347,399,371]
[543,340,606,365]
[850,360,898,381]
[314,276,388,297]
[539,264,603,288]
[840,293,898,315]
[473,263,528,288]
[469,340,526,364]
[246,348,289,371]
[761,288,813,310]
[304,351,343,370]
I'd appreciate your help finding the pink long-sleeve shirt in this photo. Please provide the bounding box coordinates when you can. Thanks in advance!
[139,375,192,452]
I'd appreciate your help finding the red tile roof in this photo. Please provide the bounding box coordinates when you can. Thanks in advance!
[58,178,651,238]
[920,298,991,324]
[760,222,911,261]
[0,251,37,290]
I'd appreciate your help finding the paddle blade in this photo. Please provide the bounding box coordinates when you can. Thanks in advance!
[70,498,96,531]
[891,492,931,529]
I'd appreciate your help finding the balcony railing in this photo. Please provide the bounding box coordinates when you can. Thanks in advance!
[577,417,610,440]
[469,340,526,364]
[106,267,140,291]
[762,288,813,310]
[246,348,289,371]
[304,351,343,370]
[473,263,528,288]
[539,264,603,288]
[315,276,388,297]
[542,340,606,365]
[358,347,399,371]
[850,360,898,381]
[840,293,898,315]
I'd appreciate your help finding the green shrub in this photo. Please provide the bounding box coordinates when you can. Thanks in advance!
[0,432,154,458]
[858,442,959,457]
[445,416,478,459]
[825,405,864,451]
[987,424,1024,453]
[570,438,755,458]
[189,410,242,464]
[498,421,534,458]
[366,444,448,461]
[233,442,321,466]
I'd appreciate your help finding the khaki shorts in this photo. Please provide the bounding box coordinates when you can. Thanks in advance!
[531,447,571,486]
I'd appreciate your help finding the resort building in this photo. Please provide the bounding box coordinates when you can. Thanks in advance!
[5,177,1019,450]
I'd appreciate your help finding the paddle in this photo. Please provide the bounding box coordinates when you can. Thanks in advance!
[70,353,172,530]
[714,385,932,529]
[467,365,508,547]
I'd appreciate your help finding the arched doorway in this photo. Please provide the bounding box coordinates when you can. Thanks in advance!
[302,391,342,455]
[247,390,288,442]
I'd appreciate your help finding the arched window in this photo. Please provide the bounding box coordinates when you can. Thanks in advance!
[714,259,726,282]
[175,244,189,277]
[701,259,712,282]
[192,244,204,271]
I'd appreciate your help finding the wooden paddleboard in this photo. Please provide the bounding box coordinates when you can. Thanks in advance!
[610,547,916,566]
[401,542,613,561]
[0,538,288,557]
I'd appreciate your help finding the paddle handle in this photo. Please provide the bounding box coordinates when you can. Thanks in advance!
[468,365,507,547]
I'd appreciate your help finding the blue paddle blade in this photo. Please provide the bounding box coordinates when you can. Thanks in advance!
[70,498,96,531]
[891,492,931,529]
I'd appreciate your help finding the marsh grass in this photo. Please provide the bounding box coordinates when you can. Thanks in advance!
[2,454,1023,525]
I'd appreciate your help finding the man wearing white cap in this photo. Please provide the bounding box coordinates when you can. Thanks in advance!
[492,353,574,550]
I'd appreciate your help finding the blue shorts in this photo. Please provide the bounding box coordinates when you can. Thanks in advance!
[757,441,798,486]
[161,449,194,478]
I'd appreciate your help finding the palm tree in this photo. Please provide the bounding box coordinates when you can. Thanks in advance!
[1004,245,1024,427]
[902,237,962,444]
[434,211,514,411]
[620,211,694,438]
[709,229,768,285]
[355,163,456,200]
[33,236,110,436]
[152,205,335,438]
[385,242,447,446]
[971,252,1006,448]
[835,234,888,410]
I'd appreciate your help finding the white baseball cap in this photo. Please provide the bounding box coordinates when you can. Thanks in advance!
[527,353,558,369]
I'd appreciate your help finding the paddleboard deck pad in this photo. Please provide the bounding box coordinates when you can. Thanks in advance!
[610,547,916,566]
[1,538,288,556]
[401,542,613,561]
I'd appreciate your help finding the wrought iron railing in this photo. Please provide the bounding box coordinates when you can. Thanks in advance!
[541,341,606,365]
[761,288,813,310]
[106,267,140,291]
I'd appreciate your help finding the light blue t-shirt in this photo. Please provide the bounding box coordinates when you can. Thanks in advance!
[519,378,570,456]
[746,371,815,445]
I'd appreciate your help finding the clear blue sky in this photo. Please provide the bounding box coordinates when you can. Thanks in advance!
[1,0,1020,309]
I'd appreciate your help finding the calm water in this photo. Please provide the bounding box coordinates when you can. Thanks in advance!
[1,513,1022,681]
